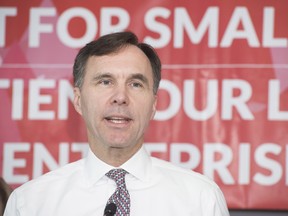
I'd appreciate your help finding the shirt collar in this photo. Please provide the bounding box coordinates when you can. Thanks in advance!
[84,148,114,186]
[121,146,151,182]
[84,146,152,186]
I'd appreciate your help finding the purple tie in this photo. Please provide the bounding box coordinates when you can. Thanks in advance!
[105,169,130,216]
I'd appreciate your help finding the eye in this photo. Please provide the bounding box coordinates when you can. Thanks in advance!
[99,79,112,86]
[131,81,143,88]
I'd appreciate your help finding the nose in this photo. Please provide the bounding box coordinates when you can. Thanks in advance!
[110,86,129,105]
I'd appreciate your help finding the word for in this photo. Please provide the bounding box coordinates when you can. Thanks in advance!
[0,6,287,48]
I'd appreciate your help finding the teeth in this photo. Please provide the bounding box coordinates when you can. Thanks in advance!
[107,117,129,123]
[111,119,125,123]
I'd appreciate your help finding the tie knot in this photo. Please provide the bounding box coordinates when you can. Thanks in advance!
[106,169,128,188]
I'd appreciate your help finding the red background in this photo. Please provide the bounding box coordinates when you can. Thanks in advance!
[0,0,288,210]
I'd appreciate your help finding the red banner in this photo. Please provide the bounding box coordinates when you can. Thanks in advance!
[1,0,288,210]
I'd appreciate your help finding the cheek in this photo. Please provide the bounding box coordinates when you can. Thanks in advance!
[145,96,157,118]
[81,102,102,132]
[139,100,156,121]
[81,95,99,119]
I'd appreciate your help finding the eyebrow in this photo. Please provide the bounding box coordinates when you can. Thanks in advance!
[91,73,113,82]
[129,73,149,86]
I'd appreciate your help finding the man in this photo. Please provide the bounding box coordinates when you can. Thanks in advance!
[4,31,229,216]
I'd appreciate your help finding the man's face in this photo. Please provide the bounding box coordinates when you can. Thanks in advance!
[74,45,157,156]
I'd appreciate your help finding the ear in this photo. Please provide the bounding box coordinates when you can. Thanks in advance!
[73,87,82,115]
[150,95,158,120]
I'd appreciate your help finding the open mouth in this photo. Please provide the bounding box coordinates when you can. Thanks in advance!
[105,116,132,124]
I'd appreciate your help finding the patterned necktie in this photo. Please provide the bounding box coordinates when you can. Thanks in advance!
[105,169,130,216]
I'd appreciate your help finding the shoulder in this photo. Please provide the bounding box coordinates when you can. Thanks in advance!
[151,157,219,189]
[15,159,85,195]
[150,158,229,215]
[5,159,85,214]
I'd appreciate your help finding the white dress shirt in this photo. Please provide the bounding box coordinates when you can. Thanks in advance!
[4,146,229,216]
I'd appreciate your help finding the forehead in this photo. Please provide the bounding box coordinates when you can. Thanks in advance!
[85,45,153,80]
